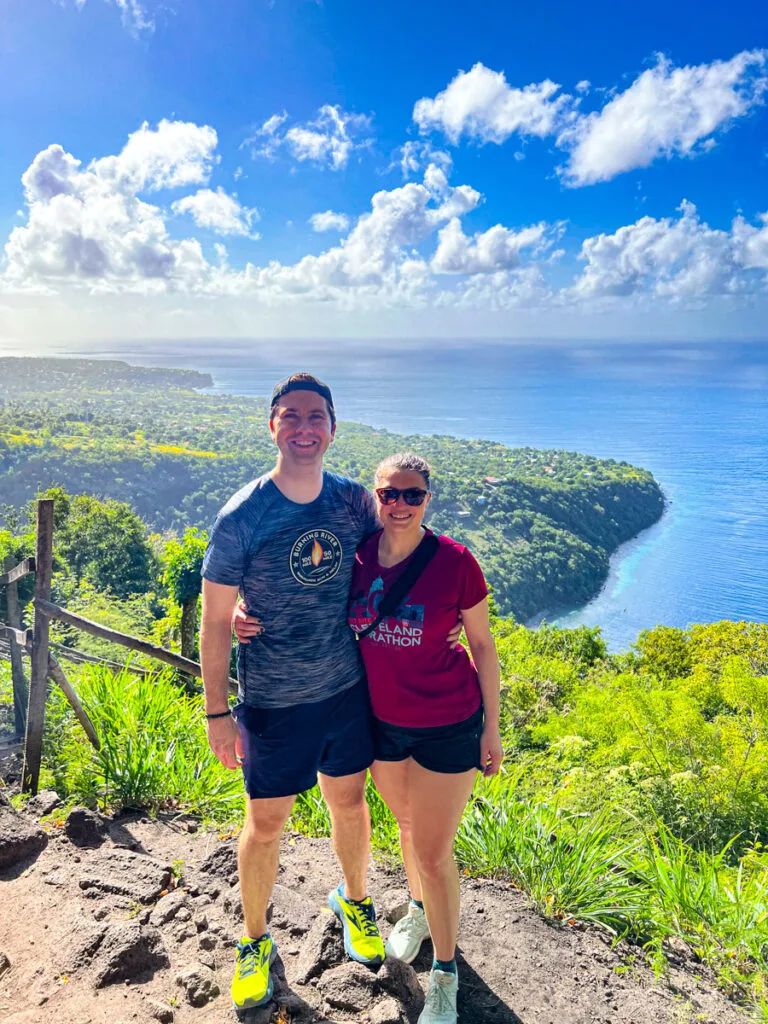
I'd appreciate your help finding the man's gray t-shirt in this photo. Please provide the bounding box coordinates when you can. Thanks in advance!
[202,472,378,709]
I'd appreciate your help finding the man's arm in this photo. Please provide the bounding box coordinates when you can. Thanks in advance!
[201,579,242,770]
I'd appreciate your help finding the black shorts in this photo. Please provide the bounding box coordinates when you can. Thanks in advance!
[372,706,484,774]
[233,681,374,800]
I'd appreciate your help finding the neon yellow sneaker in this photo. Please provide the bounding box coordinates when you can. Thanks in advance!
[231,933,277,1011]
[328,886,385,966]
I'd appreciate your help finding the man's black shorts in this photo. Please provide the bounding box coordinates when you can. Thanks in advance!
[232,680,374,800]
[372,706,483,774]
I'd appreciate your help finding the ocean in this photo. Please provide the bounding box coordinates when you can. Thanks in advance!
[19,338,768,651]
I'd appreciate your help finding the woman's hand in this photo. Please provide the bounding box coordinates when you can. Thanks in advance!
[232,599,263,644]
[480,724,503,777]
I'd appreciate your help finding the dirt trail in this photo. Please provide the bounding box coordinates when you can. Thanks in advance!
[0,802,750,1024]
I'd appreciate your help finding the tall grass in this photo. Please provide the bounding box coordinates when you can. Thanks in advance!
[29,665,768,1014]
[42,663,243,821]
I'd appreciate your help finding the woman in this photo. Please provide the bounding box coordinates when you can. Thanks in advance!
[347,452,503,1024]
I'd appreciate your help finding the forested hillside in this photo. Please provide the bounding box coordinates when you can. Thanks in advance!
[0,357,664,621]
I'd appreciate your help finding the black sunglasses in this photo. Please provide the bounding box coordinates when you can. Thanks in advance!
[375,487,429,506]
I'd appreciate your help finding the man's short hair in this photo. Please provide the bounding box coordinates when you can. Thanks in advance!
[270,373,336,428]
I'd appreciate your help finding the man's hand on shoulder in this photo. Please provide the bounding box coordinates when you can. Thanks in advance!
[446,613,463,648]
[207,715,243,770]
[233,599,263,644]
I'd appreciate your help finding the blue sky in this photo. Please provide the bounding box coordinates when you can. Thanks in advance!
[1,0,767,346]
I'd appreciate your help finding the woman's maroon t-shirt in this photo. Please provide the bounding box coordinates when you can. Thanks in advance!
[348,530,488,728]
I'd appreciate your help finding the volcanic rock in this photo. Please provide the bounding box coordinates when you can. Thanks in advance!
[0,790,47,869]
[65,806,108,847]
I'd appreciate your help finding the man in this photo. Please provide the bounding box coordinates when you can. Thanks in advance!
[200,373,385,1012]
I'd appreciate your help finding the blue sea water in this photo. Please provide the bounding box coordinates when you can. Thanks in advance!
[32,338,768,651]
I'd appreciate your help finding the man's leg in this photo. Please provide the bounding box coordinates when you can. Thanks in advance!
[238,793,296,939]
[318,769,369,901]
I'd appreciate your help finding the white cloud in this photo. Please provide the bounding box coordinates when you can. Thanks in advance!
[394,141,452,179]
[247,105,373,170]
[90,119,219,194]
[172,187,260,238]
[559,51,768,186]
[569,201,767,300]
[438,265,554,310]
[431,218,549,274]
[414,51,768,187]
[4,122,219,294]
[6,123,768,320]
[309,211,350,233]
[413,62,571,144]
[71,0,155,34]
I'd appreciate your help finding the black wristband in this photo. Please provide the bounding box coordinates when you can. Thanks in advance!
[205,710,232,721]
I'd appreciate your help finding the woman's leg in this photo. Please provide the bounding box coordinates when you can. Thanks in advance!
[370,759,422,901]
[408,764,477,962]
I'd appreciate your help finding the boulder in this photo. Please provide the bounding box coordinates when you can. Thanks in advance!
[65,806,108,847]
[222,883,244,921]
[381,887,410,925]
[25,790,60,818]
[318,961,377,1012]
[268,882,318,936]
[294,913,344,985]
[146,998,174,1023]
[67,920,169,987]
[377,956,424,1010]
[370,996,406,1024]
[199,839,238,884]
[93,923,170,987]
[0,952,10,979]
[149,889,191,927]
[175,964,221,1007]
[0,790,47,869]
[79,848,172,903]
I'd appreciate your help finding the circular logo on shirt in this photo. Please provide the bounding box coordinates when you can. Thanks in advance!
[289,529,343,587]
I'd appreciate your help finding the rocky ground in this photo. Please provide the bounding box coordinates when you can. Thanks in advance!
[0,787,751,1024]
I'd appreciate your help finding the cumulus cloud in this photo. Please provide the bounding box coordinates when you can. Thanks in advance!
[247,105,373,170]
[431,218,549,274]
[413,62,571,144]
[309,211,350,232]
[6,122,768,317]
[559,50,768,186]
[569,200,767,300]
[4,121,219,293]
[172,187,260,238]
[414,51,768,187]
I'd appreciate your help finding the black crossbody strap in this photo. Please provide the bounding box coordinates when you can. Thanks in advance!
[356,533,439,641]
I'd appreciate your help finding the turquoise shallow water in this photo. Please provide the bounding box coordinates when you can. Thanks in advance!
[38,338,768,650]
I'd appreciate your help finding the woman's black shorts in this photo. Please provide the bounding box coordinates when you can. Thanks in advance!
[372,706,483,774]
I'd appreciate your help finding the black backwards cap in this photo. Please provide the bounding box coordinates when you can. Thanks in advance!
[270,372,335,425]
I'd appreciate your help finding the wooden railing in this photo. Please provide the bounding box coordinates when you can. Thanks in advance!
[0,498,236,795]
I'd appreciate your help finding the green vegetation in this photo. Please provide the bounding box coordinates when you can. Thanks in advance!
[5,359,764,1011]
[3,615,767,1012]
[0,356,664,622]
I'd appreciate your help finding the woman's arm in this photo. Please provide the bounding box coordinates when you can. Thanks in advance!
[461,597,503,776]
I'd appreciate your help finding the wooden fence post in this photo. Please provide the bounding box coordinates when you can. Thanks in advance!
[4,555,28,736]
[22,499,54,795]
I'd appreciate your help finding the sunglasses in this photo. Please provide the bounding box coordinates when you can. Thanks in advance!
[375,487,429,506]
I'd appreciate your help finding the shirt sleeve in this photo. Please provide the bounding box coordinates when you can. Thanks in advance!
[458,547,489,610]
[201,511,249,587]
